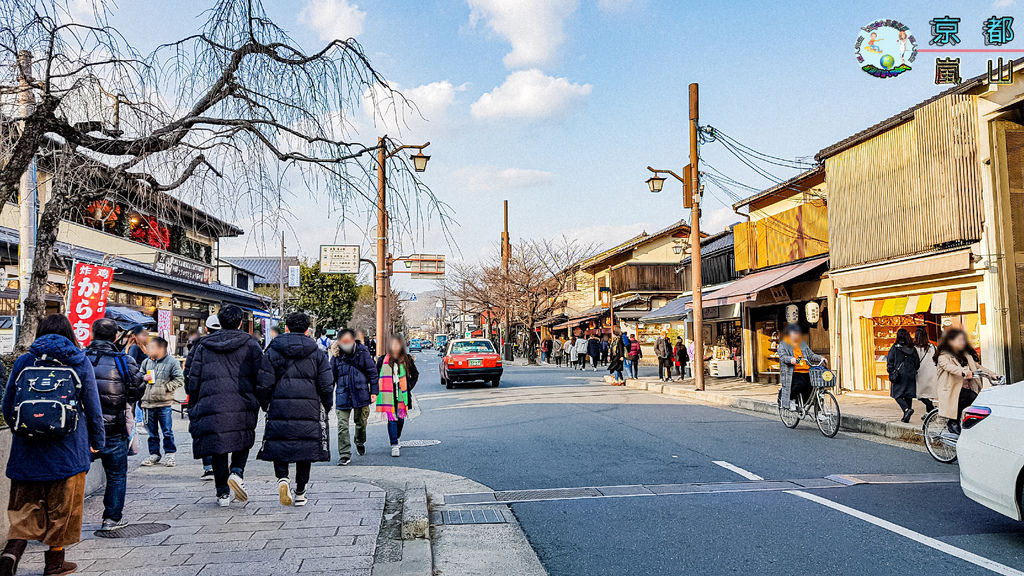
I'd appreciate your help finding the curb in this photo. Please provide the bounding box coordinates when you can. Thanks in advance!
[372,481,432,576]
[623,379,923,444]
[402,481,430,539]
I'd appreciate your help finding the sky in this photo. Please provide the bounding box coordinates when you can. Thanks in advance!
[81,0,1022,289]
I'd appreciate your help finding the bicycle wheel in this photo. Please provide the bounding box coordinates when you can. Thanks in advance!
[778,390,800,428]
[923,410,958,464]
[815,390,841,438]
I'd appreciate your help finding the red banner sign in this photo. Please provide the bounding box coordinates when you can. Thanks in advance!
[68,262,114,347]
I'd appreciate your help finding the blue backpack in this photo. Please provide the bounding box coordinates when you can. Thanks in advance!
[11,355,83,440]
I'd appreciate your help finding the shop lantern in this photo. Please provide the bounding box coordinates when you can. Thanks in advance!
[805,301,821,324]
[785,304,800,325]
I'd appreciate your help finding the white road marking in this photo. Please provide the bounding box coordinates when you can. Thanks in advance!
[712,460,1024,576]
[712,460,764,481]
[787,490,1024,576]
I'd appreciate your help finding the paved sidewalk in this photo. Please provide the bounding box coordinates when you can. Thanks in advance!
[16,417,385,576]
[619,375,926,442]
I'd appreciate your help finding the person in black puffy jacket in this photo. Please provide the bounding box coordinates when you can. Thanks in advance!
[85,318,145,531]
[330,328,379,466]
[256,313,333,507]
[186,305,263,507]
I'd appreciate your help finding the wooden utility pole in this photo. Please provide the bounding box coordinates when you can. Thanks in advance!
[278,231,285,322]
[375,136,389,350]
[689,83,705,391]
[501,200,512,360]
[16,50,37,345]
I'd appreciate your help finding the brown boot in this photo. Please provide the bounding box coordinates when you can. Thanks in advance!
[0,539,27,576]
[43,549,76,576]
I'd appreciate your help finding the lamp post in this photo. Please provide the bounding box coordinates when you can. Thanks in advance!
[375,136,431,352]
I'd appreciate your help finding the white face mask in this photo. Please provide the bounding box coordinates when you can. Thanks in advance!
[340,342,355,353]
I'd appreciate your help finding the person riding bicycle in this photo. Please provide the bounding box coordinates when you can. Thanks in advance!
[778,324,824,410]
[934,328,997,435]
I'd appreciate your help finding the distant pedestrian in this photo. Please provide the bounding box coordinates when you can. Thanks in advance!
[574,336,588,371]
[563,338,575,368]
[553,338,564,367]
[778,324,824,410]
[674,336,689,379]
[540,338,552,363]
[85,318,145,532]
[887,328,921,423]
[1,315,105,576]
[608,328,626,385]
[140,336,184,468]
[913,327,938,417]
[316,331,332,351]
[184,314,220,481]
[257,313,333,507]
[654,331,673,382]
[600,336,609,365]
[186,305,264,507]
[330,328,379,466]
[587,334,601,371]
[377,337,419,457]
[367,337,377,358]
[627,335,641,379]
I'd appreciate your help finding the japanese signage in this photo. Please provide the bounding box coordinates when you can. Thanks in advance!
[288,265,301,287]
[926,15,1015,85]
[157,308,172,338]
[154,254,213,284]
[68,262,114,347]
[320,245,360,274]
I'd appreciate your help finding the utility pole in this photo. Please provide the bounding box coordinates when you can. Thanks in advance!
[501,200,513,361]
[375,136,389,350]
[278,232,285,324]
[689,83,705,392]
[16,50,37,344]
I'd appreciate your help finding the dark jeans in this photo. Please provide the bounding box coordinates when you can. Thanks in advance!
[202,456,212,471]
[591,355,600,368]
[790,372,812,403]
[273,461,312,493]
[98,434,128,521]
[387,418,405,446]
[895,396,913,413]
[628,358,639,379]
[145,406,176,455]
[658,357,673,380]
[211,449,250,497]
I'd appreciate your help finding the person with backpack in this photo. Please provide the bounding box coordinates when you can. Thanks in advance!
[186,305,263,507]
[256,313,334,507]
[0,315,105,576]
[84,318,145,532]
[139,337,184,468]
[330,328,379,466]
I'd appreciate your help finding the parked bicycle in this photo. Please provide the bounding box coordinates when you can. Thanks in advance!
[922,370,1005,464]
[777,359,841,437]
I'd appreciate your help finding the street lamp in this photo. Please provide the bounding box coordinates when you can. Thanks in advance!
[411,151,431,173]
[646,175,666,193]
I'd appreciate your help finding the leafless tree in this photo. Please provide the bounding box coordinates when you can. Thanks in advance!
[0,0,451,350]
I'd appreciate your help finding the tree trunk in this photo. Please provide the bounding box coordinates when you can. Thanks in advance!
[525,319,539,365]
[15,196,66,353]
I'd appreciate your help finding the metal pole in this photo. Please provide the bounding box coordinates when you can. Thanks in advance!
[502,200,513,361]
[278,232,285,323]
[689,83,705,391]
[16,50,37,344]
[375,137,389,349]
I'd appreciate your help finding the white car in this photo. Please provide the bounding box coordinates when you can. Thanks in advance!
[957,380,1024,520]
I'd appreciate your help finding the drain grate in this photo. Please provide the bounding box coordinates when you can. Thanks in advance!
[493,487,602,502]
[432,508,511,525]
[400,439,441,447]
[94,523,170,539]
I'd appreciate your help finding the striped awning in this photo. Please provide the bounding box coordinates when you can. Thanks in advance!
[864,289,978,317]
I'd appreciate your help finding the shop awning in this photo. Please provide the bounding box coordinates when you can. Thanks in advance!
[246,307,272,319]
[104,306,157,330]
[862,288,978,317]
[641,295,693,322]
[687,256,828,309]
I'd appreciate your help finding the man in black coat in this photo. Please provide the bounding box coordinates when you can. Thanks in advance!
[85,318,145,530]
[256,313,333,507]
[186,304,263,507]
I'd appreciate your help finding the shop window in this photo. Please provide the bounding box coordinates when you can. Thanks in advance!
[236,273,249,291]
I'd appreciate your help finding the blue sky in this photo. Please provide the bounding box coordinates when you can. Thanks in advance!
[88,0,1020,288]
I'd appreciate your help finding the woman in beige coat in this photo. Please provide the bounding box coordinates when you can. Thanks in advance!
[933,328,996,433]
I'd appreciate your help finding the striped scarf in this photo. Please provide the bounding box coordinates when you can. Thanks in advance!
[376,355,408,421]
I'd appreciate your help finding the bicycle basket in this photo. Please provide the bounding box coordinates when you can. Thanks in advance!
[809,366,836,388]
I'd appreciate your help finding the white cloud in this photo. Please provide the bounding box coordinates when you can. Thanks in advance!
[299,0,367,41]
[701,207,741,235]
[994,0,1015,7]
[564,222,649,251]
[452,166,554,193]
[362,80,464,138]
[468,0,578,69]
[597,0,634,13]
[471,69,591,120]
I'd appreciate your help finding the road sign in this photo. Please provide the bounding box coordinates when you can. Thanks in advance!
[287,265,300,287]
[400,254,445,279]
[409,294,418,302]
[320,245,360,274]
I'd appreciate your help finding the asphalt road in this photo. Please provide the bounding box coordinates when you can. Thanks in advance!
[355,352,1024,575]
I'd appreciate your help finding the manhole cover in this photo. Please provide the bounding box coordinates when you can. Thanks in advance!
[400,439,440,447]
[493,487,602,502]
[94,523,170,539]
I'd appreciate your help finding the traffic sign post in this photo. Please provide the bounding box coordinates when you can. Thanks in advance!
[394,254,446,279]
[320,245,360,274]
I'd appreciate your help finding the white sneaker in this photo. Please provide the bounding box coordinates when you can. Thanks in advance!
[391,445,400,457]
[140,454,161,466]
[162,455,176,467]
[216,494,231,507]
[293,492,308,507]
[277,479,293,507]
[227,473,248,503]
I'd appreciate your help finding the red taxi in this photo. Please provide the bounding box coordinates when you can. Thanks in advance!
[440,338,503,389]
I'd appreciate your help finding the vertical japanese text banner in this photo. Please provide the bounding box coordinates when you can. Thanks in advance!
[68,263,114,347]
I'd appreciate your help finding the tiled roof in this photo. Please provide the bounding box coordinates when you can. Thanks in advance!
[221,256,301,285]
[680,229,734,266]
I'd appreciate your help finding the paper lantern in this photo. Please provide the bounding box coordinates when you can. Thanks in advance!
[805,301,821,324]
[785,304,800,324]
